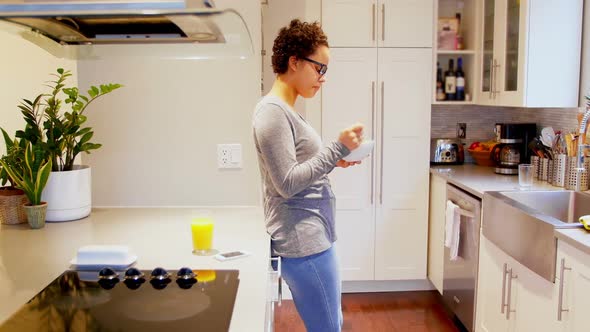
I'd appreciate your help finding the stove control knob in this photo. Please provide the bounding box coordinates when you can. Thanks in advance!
[124,268,145,281]
[150,267,171,281]
[98,267,119,280]
[176,267,196,280]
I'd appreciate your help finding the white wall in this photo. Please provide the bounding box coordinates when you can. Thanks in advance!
[261,0,322,133]
[0,22,77,156]
[78,0,262,207]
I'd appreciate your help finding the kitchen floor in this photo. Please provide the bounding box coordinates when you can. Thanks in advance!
[275,291,463,332]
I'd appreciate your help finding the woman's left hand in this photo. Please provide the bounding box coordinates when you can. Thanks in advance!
[336,160,361,168]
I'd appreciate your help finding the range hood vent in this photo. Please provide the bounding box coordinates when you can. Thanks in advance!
[0,1,252,46]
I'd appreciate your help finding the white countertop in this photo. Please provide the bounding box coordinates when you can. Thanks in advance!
[431,164,590,259]
[0,207,269,331]
[430,164,562,198]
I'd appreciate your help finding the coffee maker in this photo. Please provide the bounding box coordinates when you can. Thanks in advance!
[492,123,537,175]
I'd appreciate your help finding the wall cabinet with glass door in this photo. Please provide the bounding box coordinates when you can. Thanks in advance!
[478,0,583,107]
[433,0,479,104]
[322,0,433,48]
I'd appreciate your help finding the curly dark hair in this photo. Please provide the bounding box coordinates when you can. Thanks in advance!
[271,19,329,74]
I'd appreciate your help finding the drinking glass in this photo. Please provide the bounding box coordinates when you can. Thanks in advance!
[518,164,534,188]
[191,217,218,256]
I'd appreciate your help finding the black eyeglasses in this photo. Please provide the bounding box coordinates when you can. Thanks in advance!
[301,57,328,76]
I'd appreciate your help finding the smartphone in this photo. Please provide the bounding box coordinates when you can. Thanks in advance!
[214,250,250,262]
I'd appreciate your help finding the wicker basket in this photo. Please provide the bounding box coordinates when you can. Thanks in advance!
[467,149,496,167]
[0,189,28,225]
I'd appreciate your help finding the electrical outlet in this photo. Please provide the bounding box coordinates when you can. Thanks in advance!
[217,144,242,169]
[457,123,467,139]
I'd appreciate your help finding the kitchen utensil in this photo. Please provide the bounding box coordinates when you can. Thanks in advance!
[541,127,555,148]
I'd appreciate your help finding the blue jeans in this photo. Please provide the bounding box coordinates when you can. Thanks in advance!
[276,247,343,332]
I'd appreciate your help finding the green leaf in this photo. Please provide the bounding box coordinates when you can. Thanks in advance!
[35,159,52,204]
[57,68,64,74]
[76,127,91,136]
[79,132,93,145]
[88,86,99,98]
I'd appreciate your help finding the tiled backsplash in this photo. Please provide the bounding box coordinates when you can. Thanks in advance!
[431,105,581,162]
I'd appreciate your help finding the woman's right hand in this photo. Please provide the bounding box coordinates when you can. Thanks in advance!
[339,123,364,151]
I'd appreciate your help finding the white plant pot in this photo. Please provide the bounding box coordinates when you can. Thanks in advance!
[41,165,91,222]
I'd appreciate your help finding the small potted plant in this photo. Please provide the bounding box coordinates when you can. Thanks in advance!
[16,68,122,222]
[0,129,28,225]
[0,142,52,229]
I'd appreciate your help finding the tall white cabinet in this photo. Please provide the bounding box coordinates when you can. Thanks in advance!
[321,0,433,281]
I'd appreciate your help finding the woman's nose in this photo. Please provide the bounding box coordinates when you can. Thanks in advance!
[319,74,327,83]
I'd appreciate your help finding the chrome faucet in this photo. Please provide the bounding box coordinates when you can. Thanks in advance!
[575,95,590,191]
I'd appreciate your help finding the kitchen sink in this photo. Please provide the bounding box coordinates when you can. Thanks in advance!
[482,190,588,282]
[500,190,590,225]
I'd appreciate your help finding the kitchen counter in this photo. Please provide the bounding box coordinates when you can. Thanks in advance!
[430,164,561,198]
[0,207,269,331]
[431,163,590,264]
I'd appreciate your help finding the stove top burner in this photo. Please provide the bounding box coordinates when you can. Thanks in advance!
[0,268,240,332]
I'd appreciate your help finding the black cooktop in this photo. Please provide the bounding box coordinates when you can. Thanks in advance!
[0,268,240,332]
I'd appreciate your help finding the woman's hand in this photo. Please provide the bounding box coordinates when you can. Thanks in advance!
[339,123,364,151]
[336,160,361,168]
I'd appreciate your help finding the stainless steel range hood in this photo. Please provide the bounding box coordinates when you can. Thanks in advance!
[0,1,252,46]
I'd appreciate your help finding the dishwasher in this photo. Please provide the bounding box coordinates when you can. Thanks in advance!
[443,184,482,332]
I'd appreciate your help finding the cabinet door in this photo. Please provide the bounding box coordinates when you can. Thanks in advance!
[427,174,446,293]
[512,261,563,332]
[558,241,590,332]
[479,0,499,105]
[321,0,377,47]
[374,48,430,280]
[494,0,526,106]
[379,0,433,47]
[475,237,510,332]
[322,48,377,280]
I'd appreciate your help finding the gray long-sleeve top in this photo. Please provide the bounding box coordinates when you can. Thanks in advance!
[252,95,350,257]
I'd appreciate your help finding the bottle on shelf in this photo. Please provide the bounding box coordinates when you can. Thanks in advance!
[444,58,456,101]
[455,57,465,101]
[455,13,464,50]
[436,62,445,101]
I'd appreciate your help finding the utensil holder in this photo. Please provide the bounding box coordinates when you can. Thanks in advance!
[565,157,590,190]
[552,154,567,187]
[539,158,549,181]
[547,160,554,185]
[531,156,540,180]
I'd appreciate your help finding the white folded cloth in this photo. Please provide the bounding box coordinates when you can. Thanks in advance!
[76,245,130,265]
[445,200,461,261]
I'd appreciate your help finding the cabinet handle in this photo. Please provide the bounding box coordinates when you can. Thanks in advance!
[379,81,384,205]
[558,258,571,321]
[372,3,376,42]
[501,263,508,313]
[505,268,517,320]
[381,4,385,42]
[492,59,500,98]
[270,256,282,306]
[489,59,494,99]
[371,81,375,204]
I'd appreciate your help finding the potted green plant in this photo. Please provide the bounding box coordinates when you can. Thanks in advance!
[0,128,28,225]
[0,141,52,229]
[16,68,121,222]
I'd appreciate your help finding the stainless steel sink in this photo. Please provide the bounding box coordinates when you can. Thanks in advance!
[482,190,588,282]
[500,191,590,225]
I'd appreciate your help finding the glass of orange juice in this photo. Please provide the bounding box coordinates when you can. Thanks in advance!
[191,217,218,256]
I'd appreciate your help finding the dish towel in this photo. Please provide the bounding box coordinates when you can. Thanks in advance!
[445,200,461,261]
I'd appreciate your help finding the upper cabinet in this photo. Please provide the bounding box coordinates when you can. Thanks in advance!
[478,0,583,107]
[322,0,434,48]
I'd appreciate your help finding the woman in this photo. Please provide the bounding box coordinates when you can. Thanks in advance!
[252,19,364,332]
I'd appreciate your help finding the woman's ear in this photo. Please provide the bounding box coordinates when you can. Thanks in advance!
[288,56,299,72]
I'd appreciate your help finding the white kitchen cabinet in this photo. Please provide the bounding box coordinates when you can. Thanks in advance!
[322,47,431,281]
[427,174,446,293]
[374,48,431,280]
[322,48,377,280]
[477,0,583,107]
[555,240,590,332]
[476,235,564,332]
[321,0,433,48]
